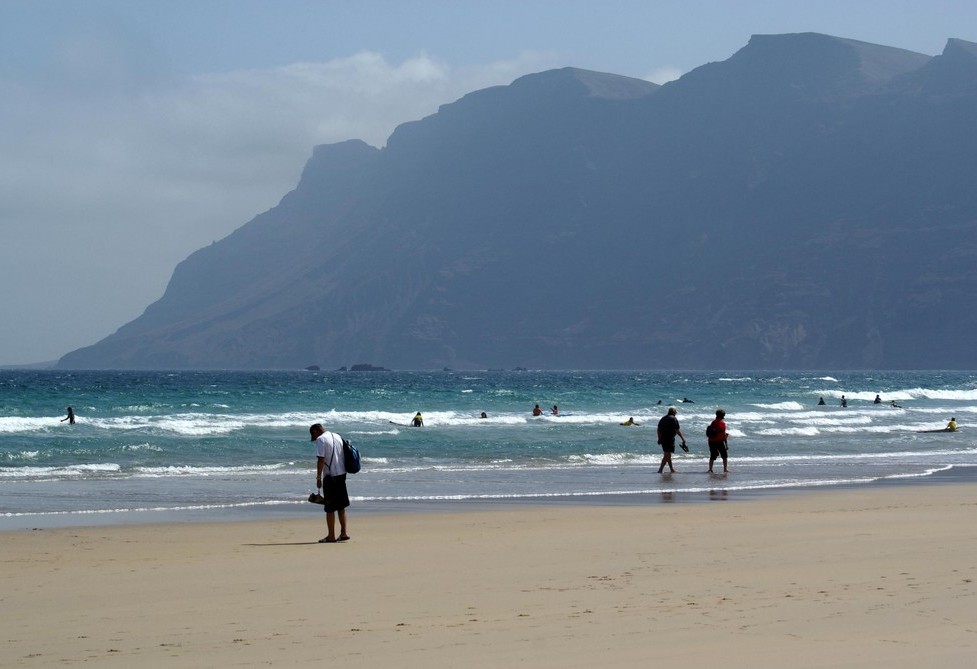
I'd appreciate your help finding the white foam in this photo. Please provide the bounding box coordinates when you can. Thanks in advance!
[0,463,122,479]
[568,453,660,466]
[751,401,806,411]
[133,463,289,477]
[754,426,821,437]
[0,417,61,433]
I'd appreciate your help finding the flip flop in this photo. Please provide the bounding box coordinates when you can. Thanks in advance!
[318,537,337,543]
[338,535,350,542]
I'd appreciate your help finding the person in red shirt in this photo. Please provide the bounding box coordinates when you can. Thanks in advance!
[707,409,729,473]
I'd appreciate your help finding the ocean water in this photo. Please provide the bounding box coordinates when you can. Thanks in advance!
[2,370,976,529]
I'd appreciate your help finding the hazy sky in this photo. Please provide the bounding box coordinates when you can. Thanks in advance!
[2,0,975,365]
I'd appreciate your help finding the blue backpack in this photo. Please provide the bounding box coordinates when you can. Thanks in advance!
[342,438,361,474]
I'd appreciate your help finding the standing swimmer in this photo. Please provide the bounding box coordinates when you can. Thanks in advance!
[412,412,424,427]
[60,406,75,425]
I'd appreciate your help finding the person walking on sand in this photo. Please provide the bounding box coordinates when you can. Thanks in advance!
[656,407,687,473]
[707,409,729,473]
[60,406,75,425]
[310,423,350,543]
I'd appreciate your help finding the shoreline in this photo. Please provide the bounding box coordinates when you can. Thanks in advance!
[3,463,975,533]
[2,481,975,667]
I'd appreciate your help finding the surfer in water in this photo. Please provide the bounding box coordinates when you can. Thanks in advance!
[551,405,559,415]
[412,412,424,427]
[621,417,639,426]
[946,417,957,432]
[60,406,75,425]
[532,404,543,416]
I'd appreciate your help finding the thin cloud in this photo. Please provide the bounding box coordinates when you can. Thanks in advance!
[644,66,684,85]
[0,49,554,363]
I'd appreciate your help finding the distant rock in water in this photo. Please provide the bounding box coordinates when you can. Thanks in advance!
[348,364,390,372]
[58,35,977,370]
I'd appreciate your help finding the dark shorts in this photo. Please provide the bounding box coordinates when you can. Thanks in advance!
[708,442,728,459]
[660,440,675,454]
[321,474,350,512]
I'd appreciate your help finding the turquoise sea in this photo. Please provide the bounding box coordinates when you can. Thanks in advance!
[2,370,976,529]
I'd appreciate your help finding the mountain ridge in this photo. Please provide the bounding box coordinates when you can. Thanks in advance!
[59,33,977,370]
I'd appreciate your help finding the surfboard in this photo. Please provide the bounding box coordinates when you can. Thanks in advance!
[917,428,959,433]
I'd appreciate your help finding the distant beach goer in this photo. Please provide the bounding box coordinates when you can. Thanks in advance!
[874,394,882,404]
[479,412,488,419]
[681,397,694,403]
[946,417,957,432]
[532,404,543,416]
[621,417,639,426]
[707,409,729,474]
[817,397,826,406]
[656,400,662,405]
[310,423,350,544]
[60,406,75,425]
[890,401,902,408]
[551,405,559,415]
[840,395,848,408]
[656,407,687,474]
[412,412,424,427]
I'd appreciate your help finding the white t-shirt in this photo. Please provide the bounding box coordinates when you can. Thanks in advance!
[315,431,346,476]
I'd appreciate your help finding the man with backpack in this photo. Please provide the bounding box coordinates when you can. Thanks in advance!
[706,409,730,474]
[310,423,350,543]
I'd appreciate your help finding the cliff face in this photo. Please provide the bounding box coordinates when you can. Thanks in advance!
[59,36,977,370]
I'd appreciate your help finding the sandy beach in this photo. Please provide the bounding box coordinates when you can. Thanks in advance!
[2,484,976,668]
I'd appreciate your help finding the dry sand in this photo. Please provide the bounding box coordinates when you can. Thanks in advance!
[2,484,976,668]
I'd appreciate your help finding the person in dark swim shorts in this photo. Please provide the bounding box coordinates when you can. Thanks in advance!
[707,409,729,473]
[656,406,686,474]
